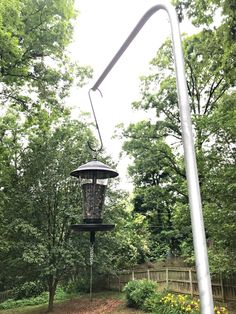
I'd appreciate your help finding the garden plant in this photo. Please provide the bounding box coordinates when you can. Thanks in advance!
[124,280,229,314]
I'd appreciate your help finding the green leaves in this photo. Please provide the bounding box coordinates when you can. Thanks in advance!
[0,107,92,289]
[0,0,92,112]
[121,1,235,271]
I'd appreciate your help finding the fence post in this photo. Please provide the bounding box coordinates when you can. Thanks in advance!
[147,269,150,280]
[220,273,225,302]
[108,274,110,290]
[166,268,169,289]
[132,270,135,281]
[189,269,193,297]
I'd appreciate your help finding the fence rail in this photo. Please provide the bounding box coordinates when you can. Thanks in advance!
[107,267,236,303]
[0,290,13,303]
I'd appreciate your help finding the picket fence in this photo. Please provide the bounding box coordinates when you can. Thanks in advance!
[107,267,236,303]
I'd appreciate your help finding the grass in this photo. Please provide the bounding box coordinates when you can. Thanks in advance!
[0,303,47,314]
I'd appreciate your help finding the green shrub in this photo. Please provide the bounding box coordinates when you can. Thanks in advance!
[123,279,157,309]
[0,287,70,310]
[54,286,69,300]
[65,277,89,294]
[13,281,45,300]
[0,292,48,310]
[143,291,166,312]
[145,292,229,314]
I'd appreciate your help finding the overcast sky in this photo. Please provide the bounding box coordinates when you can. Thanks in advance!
[68,0,197,190]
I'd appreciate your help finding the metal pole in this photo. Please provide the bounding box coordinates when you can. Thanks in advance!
[90,2,214,312]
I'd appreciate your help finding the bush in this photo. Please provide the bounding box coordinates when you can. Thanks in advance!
[0,292,48,310]
[145,292,229,314]
[65,277,90,294]
[13,281,45,300]
[54,286,70,300]
[123,279,157,309]
[0,287,70,310]
[123,285,229,314]
[143,291,166,312]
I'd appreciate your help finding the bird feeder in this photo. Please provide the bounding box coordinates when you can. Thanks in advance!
[70,89,119,301]
[70,159,118,232]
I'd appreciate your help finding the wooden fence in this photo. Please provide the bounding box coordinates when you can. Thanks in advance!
[107,267,236,303]
[0,290,13,303]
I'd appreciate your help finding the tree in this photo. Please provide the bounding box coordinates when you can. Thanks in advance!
[121,10,235,271]
[0,0,92,111]
[200,93,236,274]
[101,191,151,271]
[173,0,236,41]
[0,107,96,311]
[0,1,151,307]
[0,105,151,310]
[121,121,187,260]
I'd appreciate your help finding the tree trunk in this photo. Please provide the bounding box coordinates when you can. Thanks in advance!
[47,276,57,313]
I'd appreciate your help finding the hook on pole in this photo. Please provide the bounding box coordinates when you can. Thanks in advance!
[88,88,104,155]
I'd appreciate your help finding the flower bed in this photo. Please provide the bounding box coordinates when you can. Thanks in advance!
[157,293,228,314]
[123,279,229,314]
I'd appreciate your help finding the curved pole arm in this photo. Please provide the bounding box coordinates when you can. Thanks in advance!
[91,2,214,313]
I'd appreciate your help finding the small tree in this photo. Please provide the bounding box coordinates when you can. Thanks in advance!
[0,108,95,312]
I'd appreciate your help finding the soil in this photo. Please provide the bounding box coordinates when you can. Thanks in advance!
[27,297,144,314]
[52,298,123,314]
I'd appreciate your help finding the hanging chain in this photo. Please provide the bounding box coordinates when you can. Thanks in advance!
[90,242,94,266]
[89,232,95,302]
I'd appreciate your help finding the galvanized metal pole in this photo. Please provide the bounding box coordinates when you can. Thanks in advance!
[91,2,214,312]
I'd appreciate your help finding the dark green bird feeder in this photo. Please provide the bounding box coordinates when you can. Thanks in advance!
[70,159,118,235]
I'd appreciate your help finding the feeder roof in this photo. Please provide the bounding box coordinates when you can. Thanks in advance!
[70,160,119,179]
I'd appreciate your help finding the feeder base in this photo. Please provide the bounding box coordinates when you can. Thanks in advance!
[71,224,115,232]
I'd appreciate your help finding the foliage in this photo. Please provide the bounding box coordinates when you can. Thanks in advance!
[122,125,186,260]
[173,0,236,43]
[123,279,157,309]
[121,0,236,271]
[0,292,49,310]
[0,287,70,310]
[0,2,93,307]
[64,277,90,294]
[158,293,199,313]
[13,281,45,300]
[73,192,151,277]
[0,0,150,311]
[0,107,94,311]
[0,0,92,111]
[62,195,151,295]
[123,286,229,314]
[155,293,228,314]
[143,291,166,312]
[0,105,151,310]
[103,199,151,270]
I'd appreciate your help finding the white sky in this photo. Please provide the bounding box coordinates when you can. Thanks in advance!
[68,0,197,190]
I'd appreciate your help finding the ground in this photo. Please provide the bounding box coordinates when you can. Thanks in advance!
[0,292,235,314]
[44,297,144,314]
[0,293,145,314]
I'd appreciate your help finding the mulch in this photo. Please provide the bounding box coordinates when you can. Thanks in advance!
[56,298,123,314]
[40,298,124,314]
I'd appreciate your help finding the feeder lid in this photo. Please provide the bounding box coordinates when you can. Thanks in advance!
[70,160,119,179]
